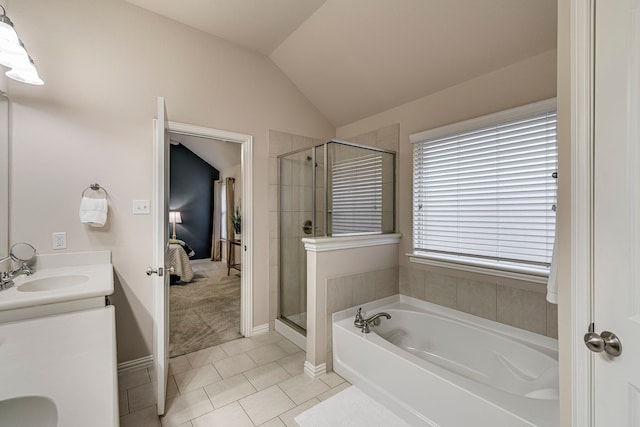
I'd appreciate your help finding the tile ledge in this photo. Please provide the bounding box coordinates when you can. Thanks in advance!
[303,234,401,252]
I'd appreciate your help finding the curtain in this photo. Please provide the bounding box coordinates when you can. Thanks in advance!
[211,180,222,261]
[225,178,236,264]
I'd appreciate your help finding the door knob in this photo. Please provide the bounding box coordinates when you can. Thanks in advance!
[584,324,622,357]
[146,267,164,277]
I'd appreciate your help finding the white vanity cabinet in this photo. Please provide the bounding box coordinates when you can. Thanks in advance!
[0,251,118,427]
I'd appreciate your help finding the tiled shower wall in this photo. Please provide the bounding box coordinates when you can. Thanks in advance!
[400,264,558,339]
[269,130,324,329]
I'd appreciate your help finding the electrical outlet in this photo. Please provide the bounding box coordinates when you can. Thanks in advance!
[52,232,67,250]
[133,199,151,215]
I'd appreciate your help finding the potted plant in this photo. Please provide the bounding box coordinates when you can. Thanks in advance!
[231,207,241,239]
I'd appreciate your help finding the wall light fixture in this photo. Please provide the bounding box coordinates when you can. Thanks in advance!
[0,5,42,85]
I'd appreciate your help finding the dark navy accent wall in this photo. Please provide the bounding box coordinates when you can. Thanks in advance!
[170,144,219,260]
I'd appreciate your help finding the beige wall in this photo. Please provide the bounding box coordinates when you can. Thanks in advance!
[6,0,333,362]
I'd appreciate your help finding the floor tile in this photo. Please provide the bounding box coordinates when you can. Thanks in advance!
[128,381,157,413]
[239,385,296,426]
[250,331,285,346]
[161,389,213,427]
[244,362,292,391]
[119,390,129,416]
[120,405,160,427]
[173,364,222,394]
[276,352,306,376]
[247,343,288,365]
[167,376,180,399]
[317,382,350,401]
[280,398,319,427]
[259,418,286,427]
[186,345,228,368]
[318,372,345,388]
[214,353,258,378]
[119,368,151,391]
[175,422,192,427]
[220,337,259,356]
[204,374,257,409]
[276,339,303,355]
[278,374,330,405]
[191,401,254,427]
[168,355,192,375]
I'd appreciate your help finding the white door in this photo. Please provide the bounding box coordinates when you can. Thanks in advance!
[151,96,170,415]
[593,0,640,424]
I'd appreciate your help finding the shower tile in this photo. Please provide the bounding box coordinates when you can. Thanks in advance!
[497,285,547,335]
[424,271,457,308]
[456,279,497,321]
[269,158,278,184]
[280,186,293,213]
[269,130,293,157]
[376,124,400,151]
[269,238,279,267]
[269,211,278,236]
[269,184,278,212]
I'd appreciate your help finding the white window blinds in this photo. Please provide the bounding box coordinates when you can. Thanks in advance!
[411,100,557,273]
[331,153,383,234]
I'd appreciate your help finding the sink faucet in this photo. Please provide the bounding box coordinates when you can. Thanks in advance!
[0,261,35,291]
[354,307,391,333]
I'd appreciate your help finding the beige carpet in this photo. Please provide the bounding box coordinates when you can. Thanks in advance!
[169,260,242,357]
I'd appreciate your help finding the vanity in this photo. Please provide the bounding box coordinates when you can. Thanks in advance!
[0,249,118,427]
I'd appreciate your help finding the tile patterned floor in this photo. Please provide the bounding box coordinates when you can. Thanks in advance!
[119,331,350,427]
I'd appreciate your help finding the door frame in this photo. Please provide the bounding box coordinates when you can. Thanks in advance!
[570,0,595,425]
[166,120,254,337]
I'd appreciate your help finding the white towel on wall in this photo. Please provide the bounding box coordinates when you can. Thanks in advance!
[79,196,108,227]
[546,239,558,304]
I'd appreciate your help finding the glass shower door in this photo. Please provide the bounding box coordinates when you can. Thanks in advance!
[279,149,314,332]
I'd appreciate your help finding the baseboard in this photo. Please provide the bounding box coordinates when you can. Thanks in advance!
[304,361,326,379]
[118,355,154,375]
[252,323,269,336]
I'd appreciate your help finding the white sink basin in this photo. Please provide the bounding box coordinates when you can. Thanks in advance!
[0,395,58,426]
[17,275,90,292]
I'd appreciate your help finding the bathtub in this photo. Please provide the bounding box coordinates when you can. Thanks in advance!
[332,296,559,427]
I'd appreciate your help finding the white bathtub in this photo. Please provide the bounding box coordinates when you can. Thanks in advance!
[332,296,559,427]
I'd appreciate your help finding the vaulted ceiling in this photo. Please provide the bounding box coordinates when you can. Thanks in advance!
[125,0,557,127]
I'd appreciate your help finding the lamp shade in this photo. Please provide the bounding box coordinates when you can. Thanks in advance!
[169,211,182,224]
[5,57,43,85]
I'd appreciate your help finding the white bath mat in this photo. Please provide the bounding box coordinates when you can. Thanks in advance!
[295,385,412,427]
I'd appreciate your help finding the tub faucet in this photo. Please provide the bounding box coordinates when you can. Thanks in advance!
[354,307,392,333]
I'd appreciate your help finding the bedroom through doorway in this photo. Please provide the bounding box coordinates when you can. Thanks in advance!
[167,131,243,358]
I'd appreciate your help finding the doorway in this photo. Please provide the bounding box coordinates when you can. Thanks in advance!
[165,121,254,352]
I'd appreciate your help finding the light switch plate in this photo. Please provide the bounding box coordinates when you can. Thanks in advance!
[133,200,150,215]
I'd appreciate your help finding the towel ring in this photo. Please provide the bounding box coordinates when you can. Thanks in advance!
[82,183,108,198]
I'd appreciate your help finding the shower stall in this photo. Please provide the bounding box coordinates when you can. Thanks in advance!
[278,139,396,333]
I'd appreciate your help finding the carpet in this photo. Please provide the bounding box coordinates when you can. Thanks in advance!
[169,260,242,357]
[295,386,412,427]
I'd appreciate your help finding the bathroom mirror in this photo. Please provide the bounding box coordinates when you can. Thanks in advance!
[10,243,36,263]
[0,92,8,260]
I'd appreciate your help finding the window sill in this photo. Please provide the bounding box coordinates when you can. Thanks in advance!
[407,253,549,284]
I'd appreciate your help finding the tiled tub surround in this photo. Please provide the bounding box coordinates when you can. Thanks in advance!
[400,263,558,339]
[325,266,399,371]
[303,234,401,377]
[119,331,350,427]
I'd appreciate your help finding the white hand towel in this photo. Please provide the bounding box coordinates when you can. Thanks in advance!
[546,239,558,304]
[79,196,108,227]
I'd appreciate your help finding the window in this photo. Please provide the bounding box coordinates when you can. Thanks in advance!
[410,99,557,277]
[220,183,227,240]
[331,153,383,234]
